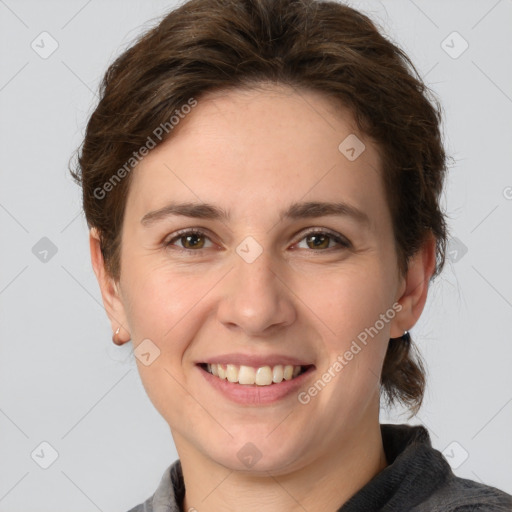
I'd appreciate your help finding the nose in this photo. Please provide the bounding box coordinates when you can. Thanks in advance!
[216,244,296,336]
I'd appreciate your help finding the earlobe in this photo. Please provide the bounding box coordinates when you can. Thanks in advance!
[89,228,131,343]
[390,234,437,338]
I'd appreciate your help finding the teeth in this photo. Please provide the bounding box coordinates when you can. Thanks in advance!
[255,366,272,385]
[272,365,284,383]
[238,365,256,385]
[226,364,238,383]
[205,363,305,386]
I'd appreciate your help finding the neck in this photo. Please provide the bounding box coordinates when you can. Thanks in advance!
[177,418,388,512]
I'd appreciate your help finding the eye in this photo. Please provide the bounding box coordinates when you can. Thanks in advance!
[163,227,351,253]
[164,229,214,251]
[295,228,351,251]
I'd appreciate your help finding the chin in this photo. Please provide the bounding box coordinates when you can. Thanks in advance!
[206,438,306,475]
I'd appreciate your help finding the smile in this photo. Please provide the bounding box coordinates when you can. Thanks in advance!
[202,363,311,386]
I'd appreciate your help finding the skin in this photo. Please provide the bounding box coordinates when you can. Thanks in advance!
[90,83,436,511]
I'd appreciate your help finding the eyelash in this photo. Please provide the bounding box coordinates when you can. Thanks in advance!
[163,228,351,253]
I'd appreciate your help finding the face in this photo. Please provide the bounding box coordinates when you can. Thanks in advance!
[93,84,428,474]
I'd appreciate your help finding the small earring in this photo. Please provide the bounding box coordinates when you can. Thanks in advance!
[112,327,123,345]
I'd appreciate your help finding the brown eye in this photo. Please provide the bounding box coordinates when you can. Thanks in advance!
[305,233,330,250]
[165,229,212,250]
[297,230,351,251]
[179,233,205,249]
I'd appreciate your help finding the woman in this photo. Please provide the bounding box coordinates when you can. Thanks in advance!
[70,0,512,510]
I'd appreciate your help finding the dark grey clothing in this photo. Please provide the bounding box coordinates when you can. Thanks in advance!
[127,423,512,511]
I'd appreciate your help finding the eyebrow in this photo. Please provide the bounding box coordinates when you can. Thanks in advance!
[140,200,371,228]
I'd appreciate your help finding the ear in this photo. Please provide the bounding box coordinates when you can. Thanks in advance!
[89,228,130,341]
[389,233,437,338]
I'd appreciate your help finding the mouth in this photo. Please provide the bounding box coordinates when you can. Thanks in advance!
[198,363,315,386]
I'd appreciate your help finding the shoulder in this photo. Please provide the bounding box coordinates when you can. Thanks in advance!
[413,473,512,512]
[125,496,153,512]
[123,460,182,512]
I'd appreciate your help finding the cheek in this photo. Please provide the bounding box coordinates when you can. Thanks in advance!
[308,264,395,397]
[122,265,208,428]
[122,260,204,340]
[317,265,395,340]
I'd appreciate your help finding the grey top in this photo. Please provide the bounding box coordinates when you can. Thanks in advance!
[127,423,512,511]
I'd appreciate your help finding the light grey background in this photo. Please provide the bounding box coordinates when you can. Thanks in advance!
[0,0,511,510]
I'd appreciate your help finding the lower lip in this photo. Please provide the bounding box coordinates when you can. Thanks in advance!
[198,365,315,405]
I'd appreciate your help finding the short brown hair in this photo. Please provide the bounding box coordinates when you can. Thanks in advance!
[70,0,449,417]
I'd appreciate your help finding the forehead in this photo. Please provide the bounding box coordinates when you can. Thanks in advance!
[126,85,386,229]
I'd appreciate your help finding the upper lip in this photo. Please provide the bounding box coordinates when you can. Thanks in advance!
[198,353,315,368]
